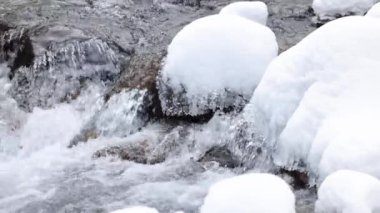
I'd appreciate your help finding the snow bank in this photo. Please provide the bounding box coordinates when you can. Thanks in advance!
[316,170,380,213]
[159,13,277,116]
[200,173,295,213]
[219,1,268,25]
[312,0,376,19]
[366,3,380,18]
[248,16,380,180]
[110,206,159,213]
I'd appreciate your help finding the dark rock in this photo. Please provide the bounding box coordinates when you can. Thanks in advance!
[276,168,310,190]
[9,38,123,111]
[105,52,164,119]
[0,26,35,78]
[198,145,241,168]
[92,139,164,164]
[158,77,249,120]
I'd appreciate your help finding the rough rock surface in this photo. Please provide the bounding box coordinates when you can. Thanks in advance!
[0,24,34,78]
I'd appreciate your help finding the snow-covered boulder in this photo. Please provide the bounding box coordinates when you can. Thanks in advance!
[366,3,380,18]
[247,16,380,180]
[312,0,376,20]
[316,170,380,213]
[200,173,295,213]
[219,1,268,25]
[158,13,277,116]
[110,206,159,213]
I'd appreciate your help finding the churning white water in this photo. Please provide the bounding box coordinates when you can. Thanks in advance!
[0,64,236,213]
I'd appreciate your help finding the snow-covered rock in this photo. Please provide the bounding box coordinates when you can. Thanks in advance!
[312,0,376,19]
[219,1,268,25]
[366,2,380,18]
[200,173,295,213]
[158,13,277,116]
[316,170,380,213]
[247,16,380,180]
[110,206,159,213]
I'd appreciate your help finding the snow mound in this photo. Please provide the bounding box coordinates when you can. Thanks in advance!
[316,170,380,213]
[159,14,277,116]
[312,0,376,19]
[366,3,380,18]
[247,16,380,180]
[219,1,268,25]
[200,173,295,213]
[110,206,159,213]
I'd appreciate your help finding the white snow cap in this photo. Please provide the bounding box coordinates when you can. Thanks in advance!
[247,16,380,180]
[219,1,268,25]
[110,206,159,213]
[312,0,376,19]
[159,14,277,116]
[366,2,380,18]
[316,170,380,213]
[200,173,295,213]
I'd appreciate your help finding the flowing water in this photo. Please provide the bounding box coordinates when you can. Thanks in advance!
[0,0,317,212]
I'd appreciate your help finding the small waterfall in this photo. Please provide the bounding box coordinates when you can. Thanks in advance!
[9,39,122,111]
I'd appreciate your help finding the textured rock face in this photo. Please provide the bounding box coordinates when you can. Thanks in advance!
[9,39,123,111]
[0,26,34,78]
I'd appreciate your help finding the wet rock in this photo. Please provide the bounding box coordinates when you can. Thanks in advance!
[158,79,247,120]
[276,168,310,190]
[165,0,202,7]
[226,119,275,170]
[0,25,35,78]
[105,52,164,119]
[9,38,122,111]
[69,89,147,147]
[92,134,165,164]
[198,145,241,168]
[93,143,161,164]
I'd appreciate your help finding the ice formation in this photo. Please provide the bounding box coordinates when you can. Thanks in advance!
[200,173,295,213]
[316,170,380,213]
[159,12,277,116]
[366,2,380,18]
[248,16,380,180]
[219,1,268,25]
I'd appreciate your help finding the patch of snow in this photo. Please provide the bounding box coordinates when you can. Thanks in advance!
[247,16,380,180]
[316,170,380,213]
[159,14,277,116]
[219,1,268,25]
[110,206,159,213]
[200,173,295,213]
[366,2,380,17]
[312,0,376,19]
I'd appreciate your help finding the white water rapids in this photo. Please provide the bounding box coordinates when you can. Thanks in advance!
[0,64,238,213]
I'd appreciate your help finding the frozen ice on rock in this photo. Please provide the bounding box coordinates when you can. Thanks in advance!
[219,1,268,25]
[159,14,277,116]
[247,16,380,180]
[316,170,380,213]
[200,173,295,213]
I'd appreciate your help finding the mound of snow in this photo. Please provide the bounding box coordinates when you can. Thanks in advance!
[219,1,268,25]
[247,16,380,180]
[159,14,277,116]
[312,0,376,19]
[316,170,380,213]
[110,206,159,213]
[200,173,295,213]
[366,3,380,18]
